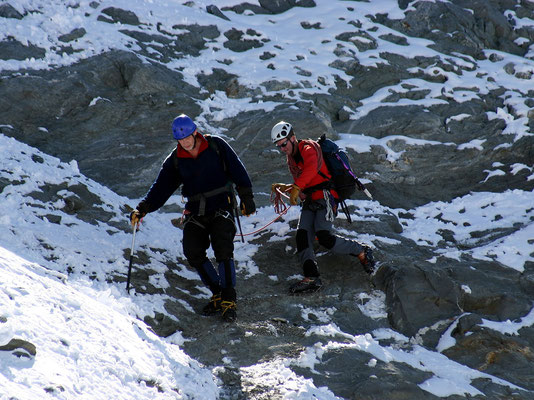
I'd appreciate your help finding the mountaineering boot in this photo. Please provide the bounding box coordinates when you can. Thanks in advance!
[358,246,376,275]
[221,287,237,322]
[289,277,323,294]
[202,293,222,316]
[221,300,237,322]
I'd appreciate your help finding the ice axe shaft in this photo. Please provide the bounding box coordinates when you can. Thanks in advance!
[235,205,245,243]
[126,223,138,293]
[229,192,245,243]
[354,176,373,200]
[336,153,373,200]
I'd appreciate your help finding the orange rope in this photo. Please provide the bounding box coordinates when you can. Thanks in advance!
[235,188,292,240]
[271,187,291,214]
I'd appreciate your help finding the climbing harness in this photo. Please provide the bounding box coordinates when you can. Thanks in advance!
[177,188,292,241]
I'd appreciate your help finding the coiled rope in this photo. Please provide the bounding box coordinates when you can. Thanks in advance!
[235,188,292,240]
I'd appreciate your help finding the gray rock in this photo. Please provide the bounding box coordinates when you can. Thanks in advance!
[222,0,316,15]
[223,28,266,52]
[384,0,523,58]
[444,326,534,390]
[0,338,37,358]
[99,7,140,26]
[206,5,230,21]
[375,263,462,337]
[0,50,202,199]
[0,3,23,19]
[451,260,532,322]
[0,38,46,61]
[58,28,87,43]
[338,105,445,140]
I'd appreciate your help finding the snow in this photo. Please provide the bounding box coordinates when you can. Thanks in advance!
[0,246,217,399]
[240,358,340,400]
[1,0,533,399]
[480,307,534,336]
[400,190,534,271]
[337,133,455,162]
[356,290,388,320]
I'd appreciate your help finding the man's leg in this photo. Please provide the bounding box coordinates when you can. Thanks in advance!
[296,209,319,277]
[290,208,322,293]
[314,207,376,273]
[183,216,222,314]
[210,210,238,321]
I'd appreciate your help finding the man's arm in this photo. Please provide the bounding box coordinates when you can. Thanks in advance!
[212,136,255,215]
[133,149,182,220]
[212,136,253,189]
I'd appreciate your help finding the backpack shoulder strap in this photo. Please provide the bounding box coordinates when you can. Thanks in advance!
[172,147,179,170]
[299,138,324,172]
[204,133,217,151]
[205,134,227,175]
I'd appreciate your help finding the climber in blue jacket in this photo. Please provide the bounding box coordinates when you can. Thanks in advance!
[130,114,255,322]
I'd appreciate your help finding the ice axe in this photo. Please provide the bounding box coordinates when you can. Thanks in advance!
[355,177,373,200]
[126,222,138,293]
[335,152,373,200]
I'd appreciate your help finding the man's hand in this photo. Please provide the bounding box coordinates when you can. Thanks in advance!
[240,197,256,216]
[237,186,256,216]
[130,209,145,227]
[289,184,301,205]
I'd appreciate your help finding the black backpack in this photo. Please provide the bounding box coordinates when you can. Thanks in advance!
[317,134,372,223]
[317,134,358,200]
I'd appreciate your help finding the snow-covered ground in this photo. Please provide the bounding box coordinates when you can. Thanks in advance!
[0,245,218,399]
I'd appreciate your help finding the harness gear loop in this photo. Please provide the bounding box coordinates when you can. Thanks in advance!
[215,208,235,227]
[323,189,336,222]
[182,214,206,229]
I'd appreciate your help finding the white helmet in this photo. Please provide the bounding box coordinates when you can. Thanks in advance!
[271,121,293,143]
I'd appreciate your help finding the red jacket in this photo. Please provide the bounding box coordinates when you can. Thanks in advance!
[288,140,338,201]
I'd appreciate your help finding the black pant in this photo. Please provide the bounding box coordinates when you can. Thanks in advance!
[183,210,237,298]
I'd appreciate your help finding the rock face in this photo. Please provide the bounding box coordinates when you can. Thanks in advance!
[1,1,534,399]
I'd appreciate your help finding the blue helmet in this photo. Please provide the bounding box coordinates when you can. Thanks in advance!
[172,114,197,140]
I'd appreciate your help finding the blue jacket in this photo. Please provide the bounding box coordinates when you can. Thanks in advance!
[140,134,252,215]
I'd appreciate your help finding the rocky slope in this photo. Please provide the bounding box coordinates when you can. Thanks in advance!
[1,1,534,399]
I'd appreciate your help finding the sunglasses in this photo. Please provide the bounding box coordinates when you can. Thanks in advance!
[276,139,290,149]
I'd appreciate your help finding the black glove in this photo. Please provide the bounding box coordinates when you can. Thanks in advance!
[241,196,256,216]
[237,187,256,216]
